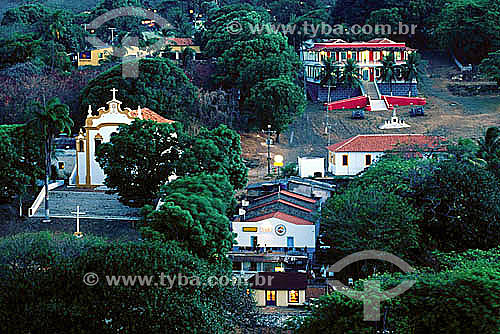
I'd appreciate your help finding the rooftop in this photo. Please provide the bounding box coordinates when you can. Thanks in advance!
[254,190,317,204]
[129,107,175,124]
[244,211,314,226]
[326,134,446,153]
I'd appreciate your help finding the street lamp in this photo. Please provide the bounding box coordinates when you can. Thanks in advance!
[263,124,276,175]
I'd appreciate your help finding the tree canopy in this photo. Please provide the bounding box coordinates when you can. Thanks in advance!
[79,58,197,124]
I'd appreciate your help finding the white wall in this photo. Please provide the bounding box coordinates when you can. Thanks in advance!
[298,157,324,178]
[331,152,385,176]
[233,217,315,249]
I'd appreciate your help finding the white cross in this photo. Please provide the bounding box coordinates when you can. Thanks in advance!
[71,205,87,235]
[111,88,118,101]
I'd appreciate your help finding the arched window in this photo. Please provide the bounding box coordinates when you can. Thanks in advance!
[94,134,103,149]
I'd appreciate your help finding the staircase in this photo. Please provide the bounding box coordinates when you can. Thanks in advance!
[362,81,388,111]
[31,187,141,220]
[362,81,379,100]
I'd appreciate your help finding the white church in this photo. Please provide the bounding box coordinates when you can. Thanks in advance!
[69,88,175,187]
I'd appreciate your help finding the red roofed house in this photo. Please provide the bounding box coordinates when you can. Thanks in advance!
[161,38,201,61]
[301,38,418,102]
[327,134,446,176]
[69,88,175,187]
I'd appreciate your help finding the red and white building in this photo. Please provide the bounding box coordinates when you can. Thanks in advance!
[301,38,415,82]
[327,134,446,176]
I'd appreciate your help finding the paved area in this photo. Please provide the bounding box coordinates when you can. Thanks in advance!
[32,186,141,220]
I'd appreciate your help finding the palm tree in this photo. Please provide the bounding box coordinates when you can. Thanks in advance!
[341,58,362,95]
[380,54,398,96]
[317,57,341,140]
[402,52,423,96]
[47,10,67,72]
[28,97,73,222]
[318,57,341,104]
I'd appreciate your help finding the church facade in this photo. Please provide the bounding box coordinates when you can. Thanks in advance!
[69,89,174,188]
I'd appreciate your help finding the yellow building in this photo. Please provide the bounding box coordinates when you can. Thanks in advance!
[249,272,307,307]
[77,47,113,67]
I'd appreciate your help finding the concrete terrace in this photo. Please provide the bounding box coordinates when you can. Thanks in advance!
[31,186,141,220]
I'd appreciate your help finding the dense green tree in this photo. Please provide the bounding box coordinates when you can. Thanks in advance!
[0,34,42,70]
[480,50,500,86]
[435,0,500,64]
[28,98,73,222]
[79,58,197,123]
[477,127,500,177]
[244,76,305,143]
[176,124,248,190]
[203,4,269,58]
[0,125,44,204]
[291,250,500,333]
[96,119,181,207]
[417,153,500,251]
[96,122,247,206]
[141,173,235,260]
[0,231,256,334]
[216,33,301,106]
[321,184,422,264]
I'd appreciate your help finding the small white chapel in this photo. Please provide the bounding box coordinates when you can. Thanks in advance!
[69,88,175,188]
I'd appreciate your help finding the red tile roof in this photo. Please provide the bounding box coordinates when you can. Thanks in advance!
[245,211,314,225]
[310,38,410,51]
[129,108,175,124]
[254,190,317,204]
[165,38,194,46]
[248,199,312,213]
[326,134,446,153]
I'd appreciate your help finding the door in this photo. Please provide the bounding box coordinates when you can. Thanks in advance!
[362,69,369,81]
[251,236,258,249]
[266,290,277,306]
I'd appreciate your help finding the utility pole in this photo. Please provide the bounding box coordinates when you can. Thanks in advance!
[263,124,276,175]
[108,27,116,44]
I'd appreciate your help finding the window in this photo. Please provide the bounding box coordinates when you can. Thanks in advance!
[289,290,299,303]
[266,290,277,306]
[98,53,104,59]
[287,237,294,248]
[376,68,381,78]
[342,155,348,166]
[365,154,372,166]
[232,261,242,271]
[94,137,102,149]
[341,52,347,61]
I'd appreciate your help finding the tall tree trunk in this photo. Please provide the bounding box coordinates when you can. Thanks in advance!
[43,137,50,222]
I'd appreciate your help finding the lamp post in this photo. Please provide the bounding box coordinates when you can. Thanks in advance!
[263,124,276,175]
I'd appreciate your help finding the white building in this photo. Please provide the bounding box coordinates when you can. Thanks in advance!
[69,88,175,187]
[232,211,315,251]
[327,134,445,176]
[297,157,325,178]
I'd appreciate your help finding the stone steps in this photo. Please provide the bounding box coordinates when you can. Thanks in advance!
[32,188,140,219]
